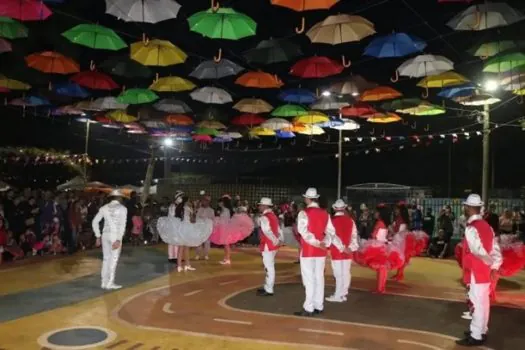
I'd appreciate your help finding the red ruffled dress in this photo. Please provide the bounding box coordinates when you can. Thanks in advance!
[392,218,429,262]
[355,220,404,271]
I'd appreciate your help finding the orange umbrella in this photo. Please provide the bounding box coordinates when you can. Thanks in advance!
[165,114,194,126]
[360,86,402,102]
[235,71,284,88]
[25,51,80,74]
[271,0,340,33]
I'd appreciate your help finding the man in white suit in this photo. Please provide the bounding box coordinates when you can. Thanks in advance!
[92,189,127,290]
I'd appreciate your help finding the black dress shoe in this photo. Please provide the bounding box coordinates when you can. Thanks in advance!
[168,259,178,264]
[294,309,314,317]
[313,309,324,315]
[256,288,274,296]
[456,336,486,347]
[463,331,487,341]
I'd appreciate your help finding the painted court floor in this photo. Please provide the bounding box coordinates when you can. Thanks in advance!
[1,246,525,350]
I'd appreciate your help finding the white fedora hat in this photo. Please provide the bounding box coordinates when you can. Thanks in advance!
[258,197,273,206]
[303,187,320,199]
[463,194,484,207]
[174,190,185,199]
[109,189,124,197]
[332,199,347,210]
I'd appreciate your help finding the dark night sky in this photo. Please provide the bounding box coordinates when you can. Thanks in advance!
[1,0,524,192]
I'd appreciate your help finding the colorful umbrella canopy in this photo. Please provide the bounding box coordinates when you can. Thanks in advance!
[243,38,302,64]
[0,0,52,21]
[130,39,187,66]
[417,71,469,88]
[290,56,344,78]
[154,98,192,114]
[447,3,524,31]
[0,74,31,90]
[235,71,284,88]
[196,121,226,130]
[294,111,329,124]
[271,0,339,11]
[25,51,80,74]
[231,114,266,126]
[149,76,195,92]
[278,88,316,104]
[438,84,476,99]
[0,38,12,53]
[70,71,119,90]
[468,40,525,58]
[271,104,308,117]
[329,75,377,96]
[190,87,232,104]
[10,95,50,106]
[366,113,402,123]
[118,88,158,104]
[51,82,88,98]
[381,98,422,111]
[62,24,127,50]
[395,55,454,79]
[396,101,446,116]
[340,103,376,117]
[90,96,128,110]
[364,33,426,58]
[188,8,256,40]
[165,114,194,126]
[360,86,402,101]
[233,98,272,114]
[107,109,138,123]
[100,56,153,78]
[249,126,275,137]
[0,16,28,39]
[261,118,291,130]
[190,59,244,80]
[306,14,375,45]
[332,119,360,131]
[105,0,181,23]
[0,87,10,93]
[482,51,525,73]
[310,96,350,110]
[456,94,500,106]
[296,124,325,136]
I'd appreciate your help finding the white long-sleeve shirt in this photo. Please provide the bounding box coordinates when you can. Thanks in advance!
[333,212,359,251]
[297,202,344,251]
[92,200,127,243]
[465,214,503,270]
[258,209,283,246]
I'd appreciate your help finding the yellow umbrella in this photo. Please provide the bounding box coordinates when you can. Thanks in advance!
[417,71,469,98]
[0,75,31,90]
[107,110,138,123]
[513,88,525,95]
[293,111,329,124]
[250,127,276,137]
[366,112,402,123]
[149,76,196,92]
[297,124,325,135]
[233,98,273,113]
[130,39,187,66]
[196,120,226,129]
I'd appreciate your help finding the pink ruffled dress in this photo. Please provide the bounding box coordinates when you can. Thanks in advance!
[210,208,254,245]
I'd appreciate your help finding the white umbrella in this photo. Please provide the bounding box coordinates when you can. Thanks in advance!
[395,55,454,80]
[261,118,292,130]
[105,0,181,23]
[332,119,360,131]
[447,3,524,31]
[153,98,192,113]
[310,96,350,111]
[90,97,128,110]
[190,87,232,104]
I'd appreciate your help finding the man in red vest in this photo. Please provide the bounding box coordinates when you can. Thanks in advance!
[456,194,502,347]
[294,188,344,317]
[256,197,283,297]
[326,199,359,303]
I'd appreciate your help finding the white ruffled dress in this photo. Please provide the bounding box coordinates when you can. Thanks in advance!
[157,204,213,247]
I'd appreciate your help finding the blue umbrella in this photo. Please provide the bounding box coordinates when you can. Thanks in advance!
[213,136,233,143]
[276,130,295,139]
[53,82,89,98]
[438,84,476,99]
[278,88,316,104]
[316,117,344,128]
[364,33,426,58]
[25,96,51,106]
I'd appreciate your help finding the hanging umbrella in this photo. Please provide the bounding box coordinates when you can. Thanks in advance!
[291,56,344,78]
[25,51,80,74]
[70,71,119,90]
[0,87,10,93]
[0,16,28,39]
[10,95,50,106]
[456,94,500,106]
[90,96,128,110]
[500,73,525,90]
[188,7,256,62]
[447,3,525,31]
[250,126,276,137]
[310,96,350,110]
[192,134,213,142]
[100,56,153,78]
[364,33,426,58]
[118,88,159,104]
[0,74,30,90]
[366,113,402,123]
[233,98,272,113]
[165,114,194,126]
[107,109,138,123]
[278,88,316,104]
[194,127,219,136]
[482,51,525,73]
[468,40,525,58]
[149,76,195,92]
[270,0,339,34]
[381,98,422,111]
[0,38,12,53]
[340,103,376,117]
[154,98,192,114]
[74,100,103,111]
[52,82,89,98]
[62,24,127,50]
[438,83,476,99]
[190,86,232,104]
[0,0,52,21]
[243,38,302,64]
[105,0,181,23]
[361,86,402,102]
[396,101,446,116]
[297,124,325,136]
[417,71,469,97]
[130,39,186,66]
[196,120,226,129]
[294,111,329,124]
[271,104,308,117]
[329,75,377,96]
[331,119,360,131]
[275,130,295,139]
[235,71,284,88]
[261,118,291,130]
[52,105,86,116]
[189,59,244,80]
[231,114,266,126]
[393,55,454,81]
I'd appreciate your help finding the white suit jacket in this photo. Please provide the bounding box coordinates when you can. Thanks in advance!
[92,200,127,243]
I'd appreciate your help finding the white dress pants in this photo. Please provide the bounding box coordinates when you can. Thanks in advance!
[331,258,352,299]
[262,245,277,293]
[469,273,490,340]
[300,256,326,312]
[101,238,122,287]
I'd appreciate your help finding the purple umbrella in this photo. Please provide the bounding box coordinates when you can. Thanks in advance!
[0,38,12,54]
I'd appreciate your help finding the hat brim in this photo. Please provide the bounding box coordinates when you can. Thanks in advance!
[333,205,347,210]
[258,202,273,206]
[302,194,320,199]
[463,201,484,207]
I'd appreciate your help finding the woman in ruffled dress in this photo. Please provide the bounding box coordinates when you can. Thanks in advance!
[210,195,254,265]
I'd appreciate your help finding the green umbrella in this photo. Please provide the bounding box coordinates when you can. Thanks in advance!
[381,98,422,111]
[271,104,308,118]
[0,17,28,39]
[118,88,158,104]
[62,24,127,50]
[468,41,525,58]
[194,127,218,136]
[188,8,256,40]
[483,51,525,73]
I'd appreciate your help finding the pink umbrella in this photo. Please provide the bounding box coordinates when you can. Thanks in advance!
[192,135,213,143]
[0,0,52,21]
[0,87,10,93]
[0,38,12,54]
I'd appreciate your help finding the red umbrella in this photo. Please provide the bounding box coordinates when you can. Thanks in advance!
[0,0,52,21]
[0,87,10,93]
[231,113,266,126]
[340,103,377,117]
[290,56,344,78]
[70,71,119,90]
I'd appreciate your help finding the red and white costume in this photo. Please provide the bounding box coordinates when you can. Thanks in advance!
[297,195,343,313]
[328,202,359,302]
[258,204,283,294]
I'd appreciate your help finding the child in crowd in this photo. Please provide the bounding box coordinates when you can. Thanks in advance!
[131,209,144,246]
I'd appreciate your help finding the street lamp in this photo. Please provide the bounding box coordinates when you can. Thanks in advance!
[163,138,174,147]
[480,79,499,203]
[483,79,499,92]
[321,90,331,97]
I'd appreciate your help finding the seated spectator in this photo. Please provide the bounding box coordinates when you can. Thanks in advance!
[428,229,449,259]
[4,231,24,261]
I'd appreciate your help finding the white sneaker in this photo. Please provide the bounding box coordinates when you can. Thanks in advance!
[325,295,345,303]
[177,266,183,272]
[204,256,209,261]
[195,256,200,260]
[106,284,122,290]
[219,260,231,265]
[184,265,196,271]
[461,312,473,320]
[101,284,107,290]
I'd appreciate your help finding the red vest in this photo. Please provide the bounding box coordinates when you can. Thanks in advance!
[371,220,386,240]
[463,219,494,284]
[330,214,355,260]
[259,211,280,252]
[300,207,329,258]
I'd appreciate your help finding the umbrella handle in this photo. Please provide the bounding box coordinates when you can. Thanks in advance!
[390,70,399,83]
[211,0,220,11]
[517,95,524,105]
[89,60,95,71]
[480,55,488,60]
[341,55,351,68]
[369,128,375,135]
[154,72,159,83]
[142,33,149,45]
[295,17,305,34]
[442,99,445,107]
[411,121,417,129]
[421,87,429,98]
[380,129,386,137]
[291,138,296,145]
[48,81,52,91]
[214,48,222,62]
[402,119,409,126]
[424,124,430,132]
